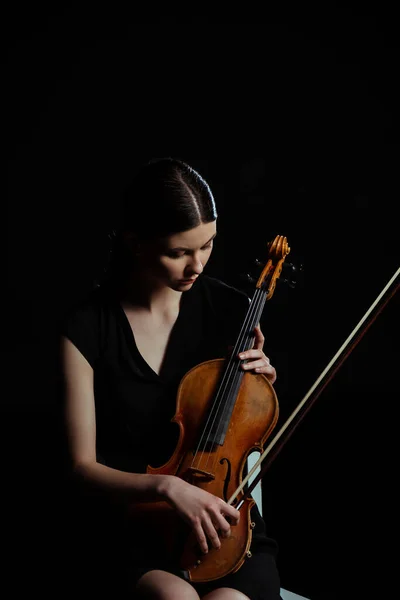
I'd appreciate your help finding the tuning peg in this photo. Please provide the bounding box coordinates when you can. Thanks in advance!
[239,273,257,285]
[278,261,304,289]
[280,278,297,289]
[254,258,264,268]
[283,261,304,276]
[282,261,296,273]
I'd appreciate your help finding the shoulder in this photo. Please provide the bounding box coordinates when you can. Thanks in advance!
[61,285,108,325]
[58,285,113,368]
[58,284,114,344]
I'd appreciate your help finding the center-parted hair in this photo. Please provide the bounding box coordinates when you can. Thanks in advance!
[120,157,217,239]
[101,157,217,285]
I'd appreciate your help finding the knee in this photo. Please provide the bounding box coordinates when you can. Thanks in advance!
[135,569,200,599]
[202,589,250,600]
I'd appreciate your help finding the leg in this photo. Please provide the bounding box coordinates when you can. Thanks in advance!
[202,588,250,599]
[192,551,280,600]
[135,569,201,599]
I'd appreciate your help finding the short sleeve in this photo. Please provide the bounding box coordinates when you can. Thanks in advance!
[60,293,102,368]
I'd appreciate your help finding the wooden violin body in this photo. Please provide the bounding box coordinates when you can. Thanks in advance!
[129,359,279,582]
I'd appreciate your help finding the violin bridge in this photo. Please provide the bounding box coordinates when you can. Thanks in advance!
[186,467,215,482]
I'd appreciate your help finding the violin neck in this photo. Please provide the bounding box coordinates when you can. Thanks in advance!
[232,286,268,356]
[201,286,268,447]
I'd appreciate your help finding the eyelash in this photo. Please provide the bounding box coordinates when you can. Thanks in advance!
[168,242,213,259]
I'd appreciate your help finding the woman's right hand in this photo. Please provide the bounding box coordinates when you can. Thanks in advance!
[160,475,240,555]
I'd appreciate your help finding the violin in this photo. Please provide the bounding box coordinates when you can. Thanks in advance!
[128,234,291,583]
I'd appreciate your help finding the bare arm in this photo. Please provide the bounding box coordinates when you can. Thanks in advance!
[60,335,169,501]
[60,335,240,553]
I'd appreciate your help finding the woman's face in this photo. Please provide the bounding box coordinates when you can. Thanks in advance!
[138,220,217,291]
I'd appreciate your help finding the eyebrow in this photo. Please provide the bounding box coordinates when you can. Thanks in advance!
[169,232,217,252]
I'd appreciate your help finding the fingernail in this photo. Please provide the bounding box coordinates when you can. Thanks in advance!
[239,353,245,359]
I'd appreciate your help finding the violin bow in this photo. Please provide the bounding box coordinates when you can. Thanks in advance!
[231,265,400,508]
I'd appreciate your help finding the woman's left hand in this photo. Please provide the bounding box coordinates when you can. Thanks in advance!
[238,325,277,384]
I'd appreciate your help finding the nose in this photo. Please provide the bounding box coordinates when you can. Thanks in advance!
[186,253,204,276]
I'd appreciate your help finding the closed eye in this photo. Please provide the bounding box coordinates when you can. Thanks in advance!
[167,241,214,259]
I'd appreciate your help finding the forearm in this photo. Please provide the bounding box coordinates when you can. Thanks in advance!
[71,460,176,503]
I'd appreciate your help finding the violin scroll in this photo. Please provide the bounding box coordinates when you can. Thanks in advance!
[239,235,303,294]
[256,235,291,300]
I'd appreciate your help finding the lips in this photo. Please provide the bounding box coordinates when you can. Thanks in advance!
[180,278,197,283]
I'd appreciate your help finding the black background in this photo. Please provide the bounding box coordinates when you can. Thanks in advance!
[6,4,399,599]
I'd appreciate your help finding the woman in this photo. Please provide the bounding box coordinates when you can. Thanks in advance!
[59,157,281,599]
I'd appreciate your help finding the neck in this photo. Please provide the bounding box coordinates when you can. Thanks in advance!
[118,275,182,314]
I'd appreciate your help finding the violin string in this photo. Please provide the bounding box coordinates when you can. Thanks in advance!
[190,285,266,474]
[190,287,260,467]
[189,295,257,472]
[204,287,266,475]
[200,245,283,473]
[189,290,255,471]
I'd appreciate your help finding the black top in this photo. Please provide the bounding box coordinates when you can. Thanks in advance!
[61,274,251,473]
[60,273,278,560]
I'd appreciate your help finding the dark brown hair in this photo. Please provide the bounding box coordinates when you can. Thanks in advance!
[100,157,217,285]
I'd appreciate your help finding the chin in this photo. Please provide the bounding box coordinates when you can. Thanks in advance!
[175,279,196,289]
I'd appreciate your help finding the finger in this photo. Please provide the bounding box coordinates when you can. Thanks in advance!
[203,517,221,550]
[211,500,240,528]
[256,364,277,384]
[239,349,267,361]
[209,510,239,541]
[193,520,210,554]
[210,512,232,538]
[252,325,264,350]
[242,358,270,370]
[240,356,277,383]
[224,505,240,525]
